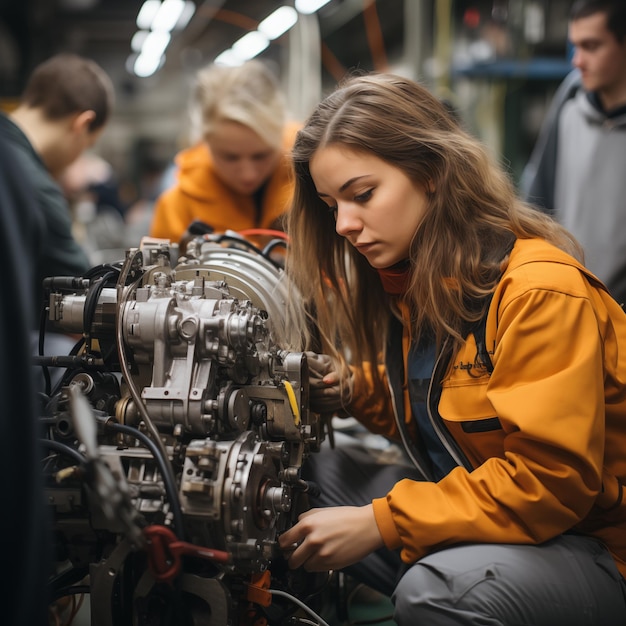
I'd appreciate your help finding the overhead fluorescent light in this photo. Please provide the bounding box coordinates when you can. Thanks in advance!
[214,49,244,67]
[131,30,149,52]
[295,0,332,15]
[136,0,161,30]
[258,6,298,40]
[134,53,164,78]
[152,0,185,33]
[231,31,270,60]
[142,31,171,58]
[174,1,196,30]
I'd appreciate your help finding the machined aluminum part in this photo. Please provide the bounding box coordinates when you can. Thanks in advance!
[44,242,322,594]
[181,430,293,572]
[179,242,291,345]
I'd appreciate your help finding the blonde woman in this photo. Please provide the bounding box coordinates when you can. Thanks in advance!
[150,60,299,243]
[280,73,626,625]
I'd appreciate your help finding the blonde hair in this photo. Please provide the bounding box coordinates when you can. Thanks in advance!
[285,72,583,385]
[191,60,285,149]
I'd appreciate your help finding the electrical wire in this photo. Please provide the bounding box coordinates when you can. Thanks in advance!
[213,233,284,270]
[83,268,118,354]
[215,233,268,254]
[38,304,52,396]
[238,228,289,240]
[41,439,87,466]
[49,585,90,603]
[262,238,288,259]
[269,588,331,626]
[50,336,88,398]
[38,270,110,397]
[48,567,90,602]
[105,421,185,538]
[114,250,184,538]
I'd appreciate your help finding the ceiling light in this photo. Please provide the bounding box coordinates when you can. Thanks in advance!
[136,0,160,30]
[134,52,164,78]
[174,1,196,30]
[295,0,332,15]
[142,31,171,58]
[231,31,270,60]
[131,30,149,52]
[258,6,298,40]
[214,50,244,67]
[152,0,186,33]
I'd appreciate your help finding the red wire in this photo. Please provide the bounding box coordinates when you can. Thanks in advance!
[238,229,289,241]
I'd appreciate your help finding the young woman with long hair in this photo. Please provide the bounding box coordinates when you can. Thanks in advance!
[280,72,626,625]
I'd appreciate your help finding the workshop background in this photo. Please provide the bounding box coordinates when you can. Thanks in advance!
[0,2,578,624]
[0,0,573,192]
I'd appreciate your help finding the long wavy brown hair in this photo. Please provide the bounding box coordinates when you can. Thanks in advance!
[284,72,582,388]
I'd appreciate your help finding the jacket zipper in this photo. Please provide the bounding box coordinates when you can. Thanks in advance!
[426,337,473,472]
[388,376,431,480]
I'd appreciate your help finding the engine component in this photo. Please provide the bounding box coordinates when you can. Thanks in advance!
[42,235,327,626]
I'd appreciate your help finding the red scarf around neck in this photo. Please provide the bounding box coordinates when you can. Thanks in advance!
[377,260,411,295]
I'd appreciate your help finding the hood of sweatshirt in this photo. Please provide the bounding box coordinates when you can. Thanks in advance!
[577,89,626,129]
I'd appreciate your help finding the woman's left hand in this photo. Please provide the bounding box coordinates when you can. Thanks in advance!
[278,504,384,571]
[306,351,353,413]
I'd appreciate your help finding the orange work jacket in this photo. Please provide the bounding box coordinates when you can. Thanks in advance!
[348,238,626,578]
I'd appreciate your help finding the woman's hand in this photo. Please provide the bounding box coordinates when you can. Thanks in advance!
[278,504,384,571]
[306,351,353,413]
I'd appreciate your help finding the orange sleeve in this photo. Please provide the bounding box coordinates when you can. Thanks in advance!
[372,496,403,550]
[149,187,190,243]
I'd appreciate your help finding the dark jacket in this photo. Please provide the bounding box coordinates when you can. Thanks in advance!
[0,137,51,625]
[0,113,91,312]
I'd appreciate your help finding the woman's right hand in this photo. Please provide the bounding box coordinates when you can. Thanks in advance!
[306,351,353,413]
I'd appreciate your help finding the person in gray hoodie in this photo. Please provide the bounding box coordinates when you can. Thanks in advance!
[520,0,626,307]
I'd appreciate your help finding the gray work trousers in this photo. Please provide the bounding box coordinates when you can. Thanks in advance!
[303,433,626,625]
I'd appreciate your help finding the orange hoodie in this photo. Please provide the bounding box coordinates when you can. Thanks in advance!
[149,122,299,244]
